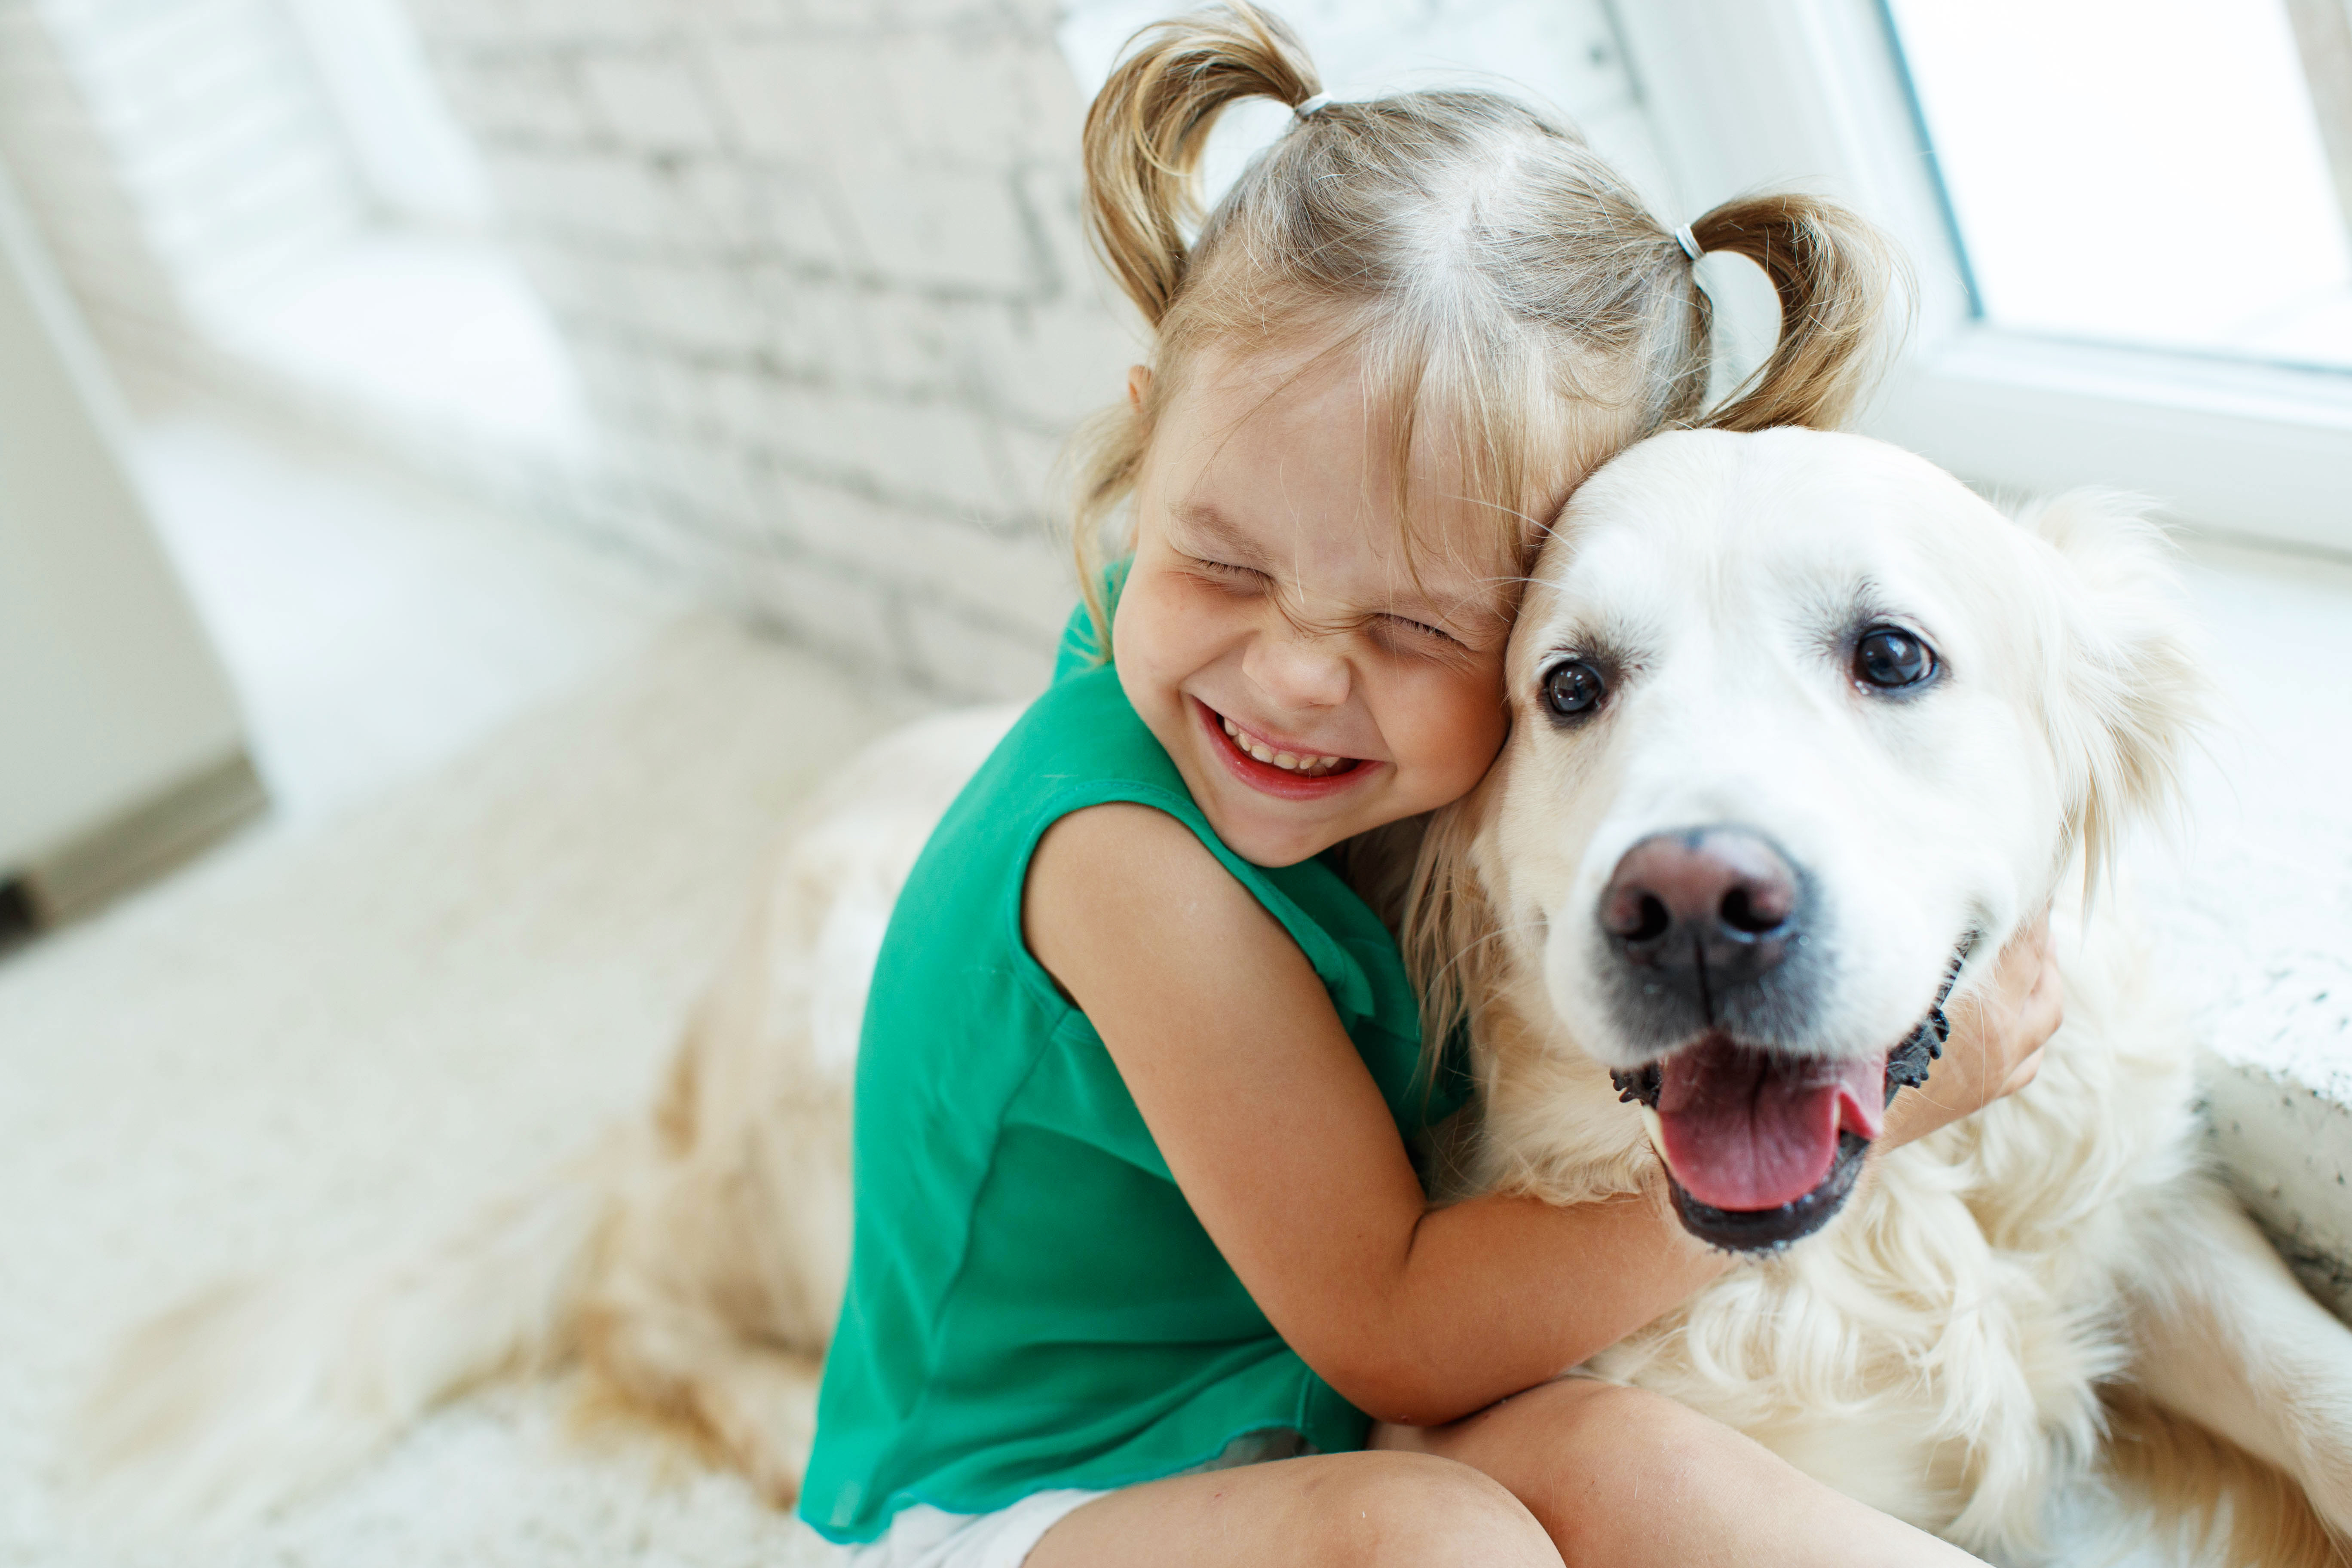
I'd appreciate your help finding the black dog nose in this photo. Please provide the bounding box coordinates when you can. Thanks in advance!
[1601,828,1803,992]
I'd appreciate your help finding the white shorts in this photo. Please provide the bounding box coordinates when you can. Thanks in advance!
[840,1429,1313,1568]
[840,1489,1107,1568]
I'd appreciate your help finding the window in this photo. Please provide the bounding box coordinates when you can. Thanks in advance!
[1888,0,2352,375]
[1610,0,2352,555]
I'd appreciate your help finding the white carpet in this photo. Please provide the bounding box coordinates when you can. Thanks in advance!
[0,616,922,1567]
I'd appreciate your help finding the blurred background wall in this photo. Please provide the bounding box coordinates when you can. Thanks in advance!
[0,0,1662,709]
[408,0,1124,694]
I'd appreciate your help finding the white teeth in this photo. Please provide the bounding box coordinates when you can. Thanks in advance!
[1640,1104,1669,1164]
[1219,711,1351,775]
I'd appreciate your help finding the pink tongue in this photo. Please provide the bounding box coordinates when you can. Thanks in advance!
[1656,1036,1888,1211]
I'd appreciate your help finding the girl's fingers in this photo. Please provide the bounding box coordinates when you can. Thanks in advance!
[1978,911,2062,1104]
[2023,960,2064,1043]
[2000,1047,2046,1097]
[1880,910,2068,1142]
[1998,913,2052,999]
[2015,920,2065,1056]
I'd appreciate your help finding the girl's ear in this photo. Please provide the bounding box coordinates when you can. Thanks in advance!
[1127,365,1152,412]
[2013,490,2207,885]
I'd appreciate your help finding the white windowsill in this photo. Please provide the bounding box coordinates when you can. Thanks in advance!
[1867,330,2352,558]
[2134,536,2352,1310]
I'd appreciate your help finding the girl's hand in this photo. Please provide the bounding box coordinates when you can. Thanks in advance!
[1879,912,2063,1150]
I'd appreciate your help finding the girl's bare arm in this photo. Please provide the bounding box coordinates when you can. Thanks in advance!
[1025,803,2055,1427]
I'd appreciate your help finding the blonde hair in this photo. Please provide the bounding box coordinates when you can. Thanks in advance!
[1067,3,1899,643]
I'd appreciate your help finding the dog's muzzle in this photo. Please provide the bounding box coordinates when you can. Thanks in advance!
[1597,824,1971,1252]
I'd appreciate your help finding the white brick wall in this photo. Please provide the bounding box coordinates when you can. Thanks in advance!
[408,0,1138,698]
[1,0,1660,704]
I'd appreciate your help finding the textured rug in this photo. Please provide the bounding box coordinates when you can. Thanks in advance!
[0,616,922,1568]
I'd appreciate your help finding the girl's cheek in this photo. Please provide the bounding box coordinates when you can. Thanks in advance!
[1111,560,1173,658]
[1130,570,1239,668]
[1113,570,1210,700]
[1395,657,1511,795]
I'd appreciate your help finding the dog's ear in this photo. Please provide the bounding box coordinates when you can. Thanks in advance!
[2013,489,2207,885]
[1401,787,1505,1081]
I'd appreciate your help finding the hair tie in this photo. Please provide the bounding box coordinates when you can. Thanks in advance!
[1674,224,1703,263]
[1294,91,1333,118]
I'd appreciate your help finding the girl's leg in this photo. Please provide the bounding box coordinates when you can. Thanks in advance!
[1025,1449,1561,1568]
[1374,1378,1989,1568]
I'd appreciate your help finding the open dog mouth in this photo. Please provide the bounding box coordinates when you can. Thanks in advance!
[1612,973,1960,1253]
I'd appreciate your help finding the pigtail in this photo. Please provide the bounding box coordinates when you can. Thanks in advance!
[1081,3,1320,327]
[1688,193,1904,432]
[1066,4,1320,655]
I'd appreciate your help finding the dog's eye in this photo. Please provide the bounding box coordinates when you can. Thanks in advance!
[1854,626,1936,690]
[1542,659,1606,717]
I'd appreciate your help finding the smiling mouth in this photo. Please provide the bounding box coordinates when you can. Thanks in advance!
[1197,700,1370,789]
[1216,713,1359,778]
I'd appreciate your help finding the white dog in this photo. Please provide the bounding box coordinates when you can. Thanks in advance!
[1403,428,2352,1561]
[81,429,2352,1565]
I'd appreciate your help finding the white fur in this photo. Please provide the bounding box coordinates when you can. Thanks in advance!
[1427,429,2351,1561]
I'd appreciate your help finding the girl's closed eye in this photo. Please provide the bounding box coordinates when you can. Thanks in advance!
[1374,612,1466,656]
[1185,554,1267,588]
[1183,555,1471,656]
[1185,558,1468,663]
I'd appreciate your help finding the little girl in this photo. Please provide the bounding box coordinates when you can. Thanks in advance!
[803,9,2058,1566]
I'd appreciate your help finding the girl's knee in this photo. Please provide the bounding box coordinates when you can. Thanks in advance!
[1306,1452,1559,1568]
[1543,1378,1724,1459]
[1518,1381,1770,1560]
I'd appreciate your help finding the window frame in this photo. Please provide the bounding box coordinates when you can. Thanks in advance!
[1608,0,2352,556]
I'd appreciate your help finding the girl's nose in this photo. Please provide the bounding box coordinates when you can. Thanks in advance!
[1242,628,1351,711]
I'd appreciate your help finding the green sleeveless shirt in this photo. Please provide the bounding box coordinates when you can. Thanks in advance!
[800,607,1460,1544]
